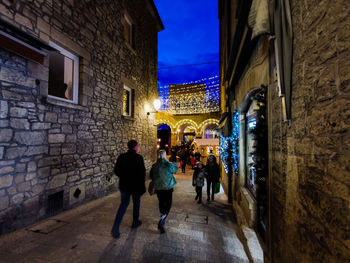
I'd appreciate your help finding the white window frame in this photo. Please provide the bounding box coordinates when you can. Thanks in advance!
[123,85,132,117]
[48,41,79,104]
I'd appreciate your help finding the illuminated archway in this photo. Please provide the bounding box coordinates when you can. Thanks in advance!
[198,119,219,134]
[174,119,199,133]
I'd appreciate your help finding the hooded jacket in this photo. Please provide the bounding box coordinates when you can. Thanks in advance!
[150,159,178,190]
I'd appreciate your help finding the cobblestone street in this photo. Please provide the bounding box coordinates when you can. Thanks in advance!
[0,168,250,263]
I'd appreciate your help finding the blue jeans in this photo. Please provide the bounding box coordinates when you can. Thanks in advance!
[111,191,141,235]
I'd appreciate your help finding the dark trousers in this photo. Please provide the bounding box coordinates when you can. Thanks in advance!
[195,186,202,202]
[206,179,215,200]
[111,191,140,235]
[156,189,173,215]
[181,162,186,173]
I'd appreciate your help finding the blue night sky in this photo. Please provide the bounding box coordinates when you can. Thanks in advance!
[154,0,219,87]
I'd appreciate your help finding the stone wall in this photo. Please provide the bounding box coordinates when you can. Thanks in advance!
[269,0,350,262]
[0,0,160,234]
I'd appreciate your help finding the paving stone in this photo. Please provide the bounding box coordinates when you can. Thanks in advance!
[0,169,250,262]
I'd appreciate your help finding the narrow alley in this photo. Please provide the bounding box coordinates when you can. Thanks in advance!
[0,168,261,263]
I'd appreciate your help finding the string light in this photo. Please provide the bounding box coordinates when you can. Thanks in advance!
[158,75,220,114]
[219,110,239,174]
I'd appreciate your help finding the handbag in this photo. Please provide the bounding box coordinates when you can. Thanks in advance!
[213,182,220,194]
[148,181,155,195]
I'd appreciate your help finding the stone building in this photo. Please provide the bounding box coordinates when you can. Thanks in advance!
[0,0,163,235]
[219,0,350,262]
[156,81,221,154]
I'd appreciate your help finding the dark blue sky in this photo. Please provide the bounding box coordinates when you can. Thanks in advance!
[154,0,219,87]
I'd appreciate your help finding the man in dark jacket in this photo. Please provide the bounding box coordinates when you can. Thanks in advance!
[111,140,146,239]
[205,155,220,202]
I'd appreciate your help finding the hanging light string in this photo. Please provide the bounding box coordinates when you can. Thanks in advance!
[158,75,220,113]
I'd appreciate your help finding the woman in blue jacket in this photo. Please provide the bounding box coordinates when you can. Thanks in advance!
[150,149,178,233]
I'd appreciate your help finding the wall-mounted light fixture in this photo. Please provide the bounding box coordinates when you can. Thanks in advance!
[146,98,161,115]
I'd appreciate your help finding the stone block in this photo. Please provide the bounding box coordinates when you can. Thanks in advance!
[14,131,47,145]
[15,174,25,184]
[9,107,28,117]
[0,129,13,142]
[0,196,9,210]
[25,173,36,181]
[31,184,45,196]
[0,147,4,159]
[18,102,35,108]
[81,168,94,178]
[15,163,26,172]
[0,166,14,175]
[38,156,61,167]
[11,193,24,205]
[7,186,16,195]
[32,122,51,130]
[18,181,31,192]
[48,134,65,143]
[0,119,9,127]
[66,134,77,143]
[62,144,76,154]
[38,167,50,178]
[67,175,79,182]
[10,118,30,129]
[77,131,93,139]
[45,112,58,123]
[0,174,13,188]
[5,147,27,159]
[27,161,37,172]
[46,173,67,189]
[14,13,33,29]
[25,146,49,156]
[61,124,72,133]
[0,100,8,118]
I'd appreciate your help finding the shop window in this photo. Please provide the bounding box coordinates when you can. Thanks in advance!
[245,100,259,197]
[48,42,79,104]
[123,14,135,49]
[123,85,133,117]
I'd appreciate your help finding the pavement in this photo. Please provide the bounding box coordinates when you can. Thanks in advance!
[0,168,250,263]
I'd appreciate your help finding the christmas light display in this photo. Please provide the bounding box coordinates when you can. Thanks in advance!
[219,110,239,174]
[232,110,239,177]
[158,76,220,114]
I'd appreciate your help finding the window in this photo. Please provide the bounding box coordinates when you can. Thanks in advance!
[245,100,259,197]
[48,42,79,104]
[123,14,134,48]
[123,85,133,117]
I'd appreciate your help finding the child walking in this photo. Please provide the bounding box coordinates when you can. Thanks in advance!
[192,162,207,204]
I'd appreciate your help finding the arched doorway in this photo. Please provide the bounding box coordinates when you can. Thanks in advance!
[202,123,220,138]
[157,124,171,154]
[177,123,196,144]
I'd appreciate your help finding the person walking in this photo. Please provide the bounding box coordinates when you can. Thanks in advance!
[205,155,220,202]
[150,149,178,233]
[192,161,206,204]
[111,140,146,239]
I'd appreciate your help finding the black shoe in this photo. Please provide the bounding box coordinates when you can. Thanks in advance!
[195,195,198,200]
[211,196,214,201]
[197,200,202,204]
[159,226,166,234]
[111,231,120,239]
[131,220,142,229]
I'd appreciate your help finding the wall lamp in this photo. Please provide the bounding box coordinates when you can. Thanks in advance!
[146,99,161,115]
